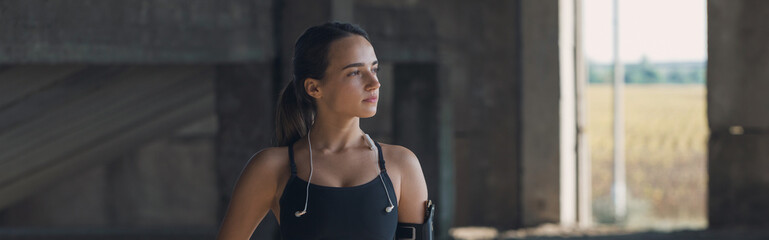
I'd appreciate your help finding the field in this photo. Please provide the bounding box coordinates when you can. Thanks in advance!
[587,84,708,229]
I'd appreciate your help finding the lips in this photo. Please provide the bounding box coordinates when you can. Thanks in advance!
[363,96,378,102]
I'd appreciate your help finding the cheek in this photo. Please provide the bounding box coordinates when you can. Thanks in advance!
[335,84,362,104]
[324,81,360,106]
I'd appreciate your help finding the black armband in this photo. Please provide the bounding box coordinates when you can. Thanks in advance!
[395,200,434,240]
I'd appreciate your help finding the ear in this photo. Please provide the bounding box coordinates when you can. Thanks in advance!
[304,77,322,99]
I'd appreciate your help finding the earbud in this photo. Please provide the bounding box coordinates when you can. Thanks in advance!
[385,205,394,213]
[364,134,376,150]
[295,210,307,217]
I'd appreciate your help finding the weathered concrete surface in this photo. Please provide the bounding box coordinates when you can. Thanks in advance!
[708,133,769,227]
[707,1,769,130]
[707,0,769,228]
[0,0,273,63]
[391,62,440,212]
[214,63,278,239]
[0,164,110,226]
[0,65,218,226]
[0,114,220,228]
[110,136,219,227]
[278,0,334,82]
[520,0,562,227]
[423,0,523,230]
[355,5,437,63]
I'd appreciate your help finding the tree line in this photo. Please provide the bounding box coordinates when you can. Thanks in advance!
[588,56,706,84]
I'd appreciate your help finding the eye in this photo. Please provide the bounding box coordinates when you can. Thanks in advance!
[347,70,360,77]
[372,67,379,74]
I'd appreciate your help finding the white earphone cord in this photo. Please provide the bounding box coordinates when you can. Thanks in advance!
[296,132,394,217]
[294,131,314,217]
[378,168,395,212]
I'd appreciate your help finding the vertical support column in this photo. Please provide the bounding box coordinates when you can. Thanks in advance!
[392,63,448,238]
[610,0,627,223]
[573,0,593,228]
[432,0,520,230]
[437,67,455,240]
[520,0,563,227]
[215,63,278,239]
[707,0,769,228]
[559,0,578,227]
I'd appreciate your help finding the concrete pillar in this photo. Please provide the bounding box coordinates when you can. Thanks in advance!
[426,0,523,230]
[520,0,561,226]
[573,0,593,227]
[391,62,441,227]
[707,0,769,228]
[214,64,278,239]
[558,0,578,226]
[520,0,578,227]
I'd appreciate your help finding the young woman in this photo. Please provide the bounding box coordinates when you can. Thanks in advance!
[216,22,432,240]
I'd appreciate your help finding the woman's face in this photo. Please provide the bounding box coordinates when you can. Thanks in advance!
[309,35,380,119]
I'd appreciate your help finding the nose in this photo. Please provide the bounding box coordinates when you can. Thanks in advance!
[365,70,380,91]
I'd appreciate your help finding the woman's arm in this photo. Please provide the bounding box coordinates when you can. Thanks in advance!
[394,146,429,224]
[216,148,283,240]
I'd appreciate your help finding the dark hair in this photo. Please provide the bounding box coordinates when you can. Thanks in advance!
[275,22,370,146]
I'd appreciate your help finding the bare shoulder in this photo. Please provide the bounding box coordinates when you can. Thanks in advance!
[217,146,289,239]
[379,143,428,223]
[241,146,289,178]
[378,143,421,172]
[249,146,287,165]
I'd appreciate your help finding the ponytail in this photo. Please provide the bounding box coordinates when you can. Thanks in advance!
[275,80,313,147]
[274,21,370,146]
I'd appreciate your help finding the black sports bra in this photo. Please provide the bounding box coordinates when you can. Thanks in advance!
[279,141,398,240]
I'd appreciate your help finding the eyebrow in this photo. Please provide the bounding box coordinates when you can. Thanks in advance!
[341,60,378,70]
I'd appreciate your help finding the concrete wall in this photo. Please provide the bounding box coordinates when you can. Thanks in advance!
[707,0,769,228]
[0,63,219,230]
[0,0,274,63]
[214,63,279,239]
[520,0,563,227]
[0,110,219,229]
[424,0,524,229]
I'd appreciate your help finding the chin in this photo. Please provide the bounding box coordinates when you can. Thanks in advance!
[359,110,377,118]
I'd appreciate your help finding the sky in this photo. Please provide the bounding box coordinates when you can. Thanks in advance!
[583,0,707,63]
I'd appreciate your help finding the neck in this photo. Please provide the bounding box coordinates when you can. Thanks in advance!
[308,113,366,153]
